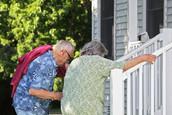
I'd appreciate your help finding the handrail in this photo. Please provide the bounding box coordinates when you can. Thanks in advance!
[109,28,172,115]
[124,42,172,78]
[116,33,163,62]
[128,41,143,52]
[110,40,172,115]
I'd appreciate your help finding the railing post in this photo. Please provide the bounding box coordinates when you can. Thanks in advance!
[161,28,172,115]
[151,63,155,115]
[162,52,167,115]
[139,66,143,115]
[161,28,172,46]
[110,69,124,115]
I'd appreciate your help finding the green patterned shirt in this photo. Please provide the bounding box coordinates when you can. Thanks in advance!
[61,55,126,115]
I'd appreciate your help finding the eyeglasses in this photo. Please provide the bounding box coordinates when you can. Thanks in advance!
[66,51,72,60]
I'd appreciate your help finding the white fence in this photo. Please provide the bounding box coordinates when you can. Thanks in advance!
[110,28,172,115]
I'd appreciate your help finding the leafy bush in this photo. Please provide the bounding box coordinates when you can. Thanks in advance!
[0,0,91,114]
[0,0,91,80]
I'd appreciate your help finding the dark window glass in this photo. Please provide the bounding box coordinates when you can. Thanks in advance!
[101,0,114,59]
[147,0,163,38]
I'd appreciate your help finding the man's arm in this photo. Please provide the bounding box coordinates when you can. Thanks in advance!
[123,54,156,71]
[29,88,63,101]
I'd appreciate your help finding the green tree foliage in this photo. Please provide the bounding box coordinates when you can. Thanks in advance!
[0,0,91,80]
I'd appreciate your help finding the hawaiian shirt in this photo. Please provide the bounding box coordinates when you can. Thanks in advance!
[12,50,58,115]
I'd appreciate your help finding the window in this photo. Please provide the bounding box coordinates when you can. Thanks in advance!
[101,0,114,59]
[146,0,163,38]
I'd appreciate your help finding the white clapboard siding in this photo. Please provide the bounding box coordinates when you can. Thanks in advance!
[166,0,172,27]
[103,77,110,115]
[92,0,101,41]
[115,0,129,59]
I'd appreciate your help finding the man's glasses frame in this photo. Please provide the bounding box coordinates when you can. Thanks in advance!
[66,51,72,61]
[53,47,72,62]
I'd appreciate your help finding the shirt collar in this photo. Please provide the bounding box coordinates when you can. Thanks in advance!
[47,50,58,68]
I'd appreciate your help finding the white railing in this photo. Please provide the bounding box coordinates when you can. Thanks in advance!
[110,28,172,115]
[127,31,150,53]
[117,33,163,62]
[110,42,172,115]
[128,41,143,52]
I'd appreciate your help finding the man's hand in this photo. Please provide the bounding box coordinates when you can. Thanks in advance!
[54,92,63,101]
[29,88,63,101]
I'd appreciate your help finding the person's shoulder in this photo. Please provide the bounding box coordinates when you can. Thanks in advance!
[39,50,56,64]
[92,55,105,60]
[80,55,101,59]
[81,55,105,63]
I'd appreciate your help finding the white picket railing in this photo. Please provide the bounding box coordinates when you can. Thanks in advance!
[128,41,143,52]
[117,33,163,62]
[110,28,172,115]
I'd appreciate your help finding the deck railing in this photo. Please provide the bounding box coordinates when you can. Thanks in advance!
[110,28,172,115]
[117,32,163,62]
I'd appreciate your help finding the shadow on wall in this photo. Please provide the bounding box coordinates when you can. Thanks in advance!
[0,78,16,115]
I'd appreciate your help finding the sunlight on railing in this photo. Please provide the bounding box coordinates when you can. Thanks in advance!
[110,29,172,115]
[111,42,172,115]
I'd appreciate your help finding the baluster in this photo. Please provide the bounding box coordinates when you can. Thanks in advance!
[151,61,155,115]
[139,66,143,115]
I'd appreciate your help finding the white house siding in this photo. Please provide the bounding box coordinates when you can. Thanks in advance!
[103,77,111,115]
[92,0,101,41]
[137,0,144,34]
[166,0,172,27]
[115,0,129,59]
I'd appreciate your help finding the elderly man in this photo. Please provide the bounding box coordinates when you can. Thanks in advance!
[11,40,74,115]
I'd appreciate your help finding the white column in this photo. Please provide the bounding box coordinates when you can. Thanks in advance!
[128,0,138,42]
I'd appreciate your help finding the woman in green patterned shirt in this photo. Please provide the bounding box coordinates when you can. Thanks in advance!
[61,41,156,115]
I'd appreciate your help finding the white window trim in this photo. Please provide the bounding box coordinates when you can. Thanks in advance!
[128,0,138,42]
[113,0,117,60]
[143,0,147,32]
[164,0,167,27]
[91,0,101,41]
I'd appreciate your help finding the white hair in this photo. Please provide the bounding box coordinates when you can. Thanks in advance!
[53,40,74,52]
[80,40,108,57]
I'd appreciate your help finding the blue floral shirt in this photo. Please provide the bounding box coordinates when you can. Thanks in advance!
[12,50,58,115]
